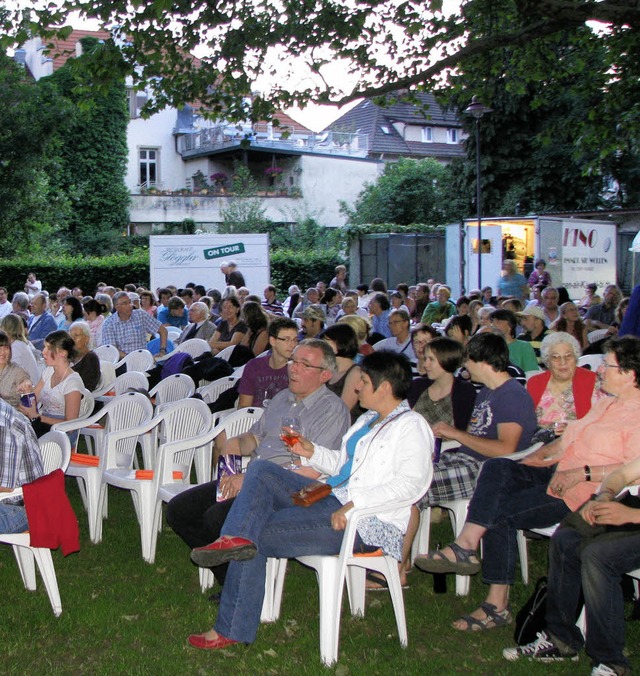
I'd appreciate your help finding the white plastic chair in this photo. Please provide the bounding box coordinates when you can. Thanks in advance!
[166,327,182,341]
[57,392,154,543]
[587,329,608,345]
[93,344,119,364]
[195,406,263,485]
[100,399,213,562]
[114,349,155,374]
[174,338,210,358]
[215,345,236,361]
[95,360,117,394]
[149,373,195,406]
[577,354,604,371]
[0,431,71,616]
[93,370,149,401]
[196,375,240,405]
[264,469,433,666]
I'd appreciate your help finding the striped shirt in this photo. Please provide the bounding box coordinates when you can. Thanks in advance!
[101,308,162,354]
[0,400,43,490]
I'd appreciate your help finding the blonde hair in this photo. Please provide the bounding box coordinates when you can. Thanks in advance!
[337,314,370,344]
[0,313,28,343]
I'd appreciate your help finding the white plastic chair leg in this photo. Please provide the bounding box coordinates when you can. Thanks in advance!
[13,545,37,589]
[32,548,62,616]
[199,567,215,593]
[261,558,288,622]
[517,530,529,585]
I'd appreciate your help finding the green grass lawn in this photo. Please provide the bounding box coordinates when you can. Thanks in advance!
[2,482,640,675]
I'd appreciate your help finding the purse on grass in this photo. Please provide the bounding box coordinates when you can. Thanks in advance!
[291,481,332,507]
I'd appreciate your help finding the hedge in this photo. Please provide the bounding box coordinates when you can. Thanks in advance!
[0,248,345,296]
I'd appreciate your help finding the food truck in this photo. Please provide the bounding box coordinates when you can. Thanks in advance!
[446,216,617,299]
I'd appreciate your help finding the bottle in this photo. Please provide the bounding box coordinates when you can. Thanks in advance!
[433,542,447,594]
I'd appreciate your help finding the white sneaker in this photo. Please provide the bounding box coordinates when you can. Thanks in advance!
[503,631,579,662]
[591,665,620,676]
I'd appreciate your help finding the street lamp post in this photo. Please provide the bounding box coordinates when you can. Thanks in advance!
[464,95,491,290]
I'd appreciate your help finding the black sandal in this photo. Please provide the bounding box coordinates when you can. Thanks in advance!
[414,541,481,575]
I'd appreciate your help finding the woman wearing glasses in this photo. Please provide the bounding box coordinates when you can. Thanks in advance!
[527,332,603,441]
[415,336,640,633]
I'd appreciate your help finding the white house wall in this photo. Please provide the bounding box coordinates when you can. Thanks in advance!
[126,107,186,192]
[297,154,380,227]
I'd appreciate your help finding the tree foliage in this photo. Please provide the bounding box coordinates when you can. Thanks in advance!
[47,37,130,252]
[0,48,68,257]
[5,0,639,150]
[219,163,272,234]
[342,158,456,226]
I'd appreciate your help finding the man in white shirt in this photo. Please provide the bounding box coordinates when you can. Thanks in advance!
[373,309,416,363]
[0,287,11,319]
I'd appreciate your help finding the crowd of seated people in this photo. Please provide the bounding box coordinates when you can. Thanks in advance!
[3,267,640,673]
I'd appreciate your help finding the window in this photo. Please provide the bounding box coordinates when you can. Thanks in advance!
[126,87,148,119]
[447,128,459,143]
[380,125,391,134]
[139,148,159,187]
[421,126,433,142]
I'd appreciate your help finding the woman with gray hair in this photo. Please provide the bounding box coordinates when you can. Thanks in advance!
[527,332,603,440]
[69,321,101,391]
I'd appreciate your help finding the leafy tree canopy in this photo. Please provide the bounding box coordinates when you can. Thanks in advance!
[342,157,457,226]
[3,0,638,138]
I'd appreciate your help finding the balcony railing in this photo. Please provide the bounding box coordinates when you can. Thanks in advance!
[177,124,369,158]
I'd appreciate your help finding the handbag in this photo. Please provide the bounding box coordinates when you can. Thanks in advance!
[513,576,547,645]
[291,481,332,507]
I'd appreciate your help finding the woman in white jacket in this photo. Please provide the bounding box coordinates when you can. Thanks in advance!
[186,351,434,650]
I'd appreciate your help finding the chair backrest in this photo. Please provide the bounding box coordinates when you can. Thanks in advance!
[104,390,155,436]
[94,344,120,364]
[157,398,213,445]
[96,360,117,393]
[149,373,196,405]
[216,345,236,361]
[196,375,239,404]
[120,349,155,373]
[79,388,95,420]
[216,407,263,440]
[577,354,604,371]
[174,338,210,359]
[166,327,182,341]
[38,430,72,473]
[112,371,149,396]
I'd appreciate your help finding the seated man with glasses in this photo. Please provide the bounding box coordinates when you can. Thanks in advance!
[373,309,416,364]
[167,338,350,594]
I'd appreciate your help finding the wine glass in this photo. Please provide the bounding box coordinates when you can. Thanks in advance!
[281,415,302,470]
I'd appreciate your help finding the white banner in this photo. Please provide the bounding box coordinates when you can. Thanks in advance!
[149,234,270,294]
[559,221,617,294]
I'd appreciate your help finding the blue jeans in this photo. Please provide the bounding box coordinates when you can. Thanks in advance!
[547,526,640,671]
[0,503,29,533]
[213,460,363,644]
[466,458,570,584]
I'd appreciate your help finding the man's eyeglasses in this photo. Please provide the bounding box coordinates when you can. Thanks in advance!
[287,359,326,371]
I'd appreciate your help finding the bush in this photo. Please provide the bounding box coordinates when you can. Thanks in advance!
[270,250,345,294]
[0,249,150,295]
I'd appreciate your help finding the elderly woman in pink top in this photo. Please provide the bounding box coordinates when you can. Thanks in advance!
[415,335,640,632]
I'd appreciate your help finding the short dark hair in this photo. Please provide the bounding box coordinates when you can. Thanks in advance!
[268,316,298,338]
[360,351,412,400]
[456,295,470,309]
[465,332,509,372]
[490,308,517,338]
[356,283,369,294]
[124,283,137,292]
[411,324,439,342]
[372,292,390,311]
[320,323,358,359]
[604,336,640,388]
[168,296,185,311]
[178,288,194,299]
[426,337,465,374]
[445,314,473,338]
[158,287,171,299]
[194,285,206,296]
[370,277,387,293]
